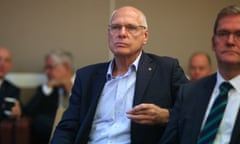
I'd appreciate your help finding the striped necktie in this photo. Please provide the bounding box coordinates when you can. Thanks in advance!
[197,82,233,144]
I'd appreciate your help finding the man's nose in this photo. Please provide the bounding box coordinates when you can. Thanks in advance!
[226,33,236,43]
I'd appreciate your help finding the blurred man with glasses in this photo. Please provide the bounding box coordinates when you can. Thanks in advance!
[51,6,188,144]
[24,49,75,144]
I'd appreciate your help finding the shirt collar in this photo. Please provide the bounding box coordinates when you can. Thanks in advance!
[106,51,142,81]
[216,71,240,93]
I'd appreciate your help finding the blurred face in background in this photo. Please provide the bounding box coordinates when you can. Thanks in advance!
[188,54,212,81]
[44,56,69,81]
[0,48,12,79]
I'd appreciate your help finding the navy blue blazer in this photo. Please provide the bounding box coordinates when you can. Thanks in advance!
[51,52,188,144]
[160,73,240,144]
[0,79,20,121]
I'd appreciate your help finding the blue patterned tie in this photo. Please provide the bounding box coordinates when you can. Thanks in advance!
[197,82,233,144]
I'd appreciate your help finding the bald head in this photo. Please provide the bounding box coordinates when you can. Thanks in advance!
[0,47,13,79]
[109,6,148,28]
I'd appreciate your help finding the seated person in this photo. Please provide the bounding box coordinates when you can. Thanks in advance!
[160,5,240,144]
[23,49,75,144]
[51,6,188,144]
[0,47,21,121]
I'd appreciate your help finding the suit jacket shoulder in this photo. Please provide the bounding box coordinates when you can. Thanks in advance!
[160,74,217,144]
[76,62,108,76]
[0,79,20,99]
[144,53,180,65]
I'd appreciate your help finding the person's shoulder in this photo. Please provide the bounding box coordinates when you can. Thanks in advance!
[144,52,178,63]
[3,79,20,91]
[143,52,180,69]
[76,62,109,74]
[183,73,216,88]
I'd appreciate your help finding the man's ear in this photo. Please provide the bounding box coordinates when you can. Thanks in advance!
[143,30,148,45]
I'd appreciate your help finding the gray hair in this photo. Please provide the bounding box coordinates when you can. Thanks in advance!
[45,49,74,71]
[214,5,240,34]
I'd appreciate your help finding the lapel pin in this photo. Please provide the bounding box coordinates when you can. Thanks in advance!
[148,67,152,71]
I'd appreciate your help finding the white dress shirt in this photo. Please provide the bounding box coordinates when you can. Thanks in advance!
[201,72,240,144]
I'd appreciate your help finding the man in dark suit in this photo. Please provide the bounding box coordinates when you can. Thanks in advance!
[51,6,188,144]
[0,47,21,121]
[160,5,240,144]
[24,49,75,144]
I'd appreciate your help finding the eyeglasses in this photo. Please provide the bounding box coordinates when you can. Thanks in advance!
[109,24,146,35]
[215,30,240,42]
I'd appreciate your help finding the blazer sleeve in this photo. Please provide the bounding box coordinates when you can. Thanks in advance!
[170,58,189,98]
[159,84,185,144]
[168,58,189,115]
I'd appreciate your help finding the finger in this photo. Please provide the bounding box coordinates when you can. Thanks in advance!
[127,114,154,124]
[127,113,152,121]
[127,104,150,114]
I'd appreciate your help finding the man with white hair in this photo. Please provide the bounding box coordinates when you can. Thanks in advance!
[24,49,75,144]
[51,6,188,144]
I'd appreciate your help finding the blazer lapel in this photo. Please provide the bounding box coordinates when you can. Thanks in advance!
[188,74,217,142]
[75,64,108,143]
[88,64,108,117]
[189,74,240,144]
[133,53,155,106]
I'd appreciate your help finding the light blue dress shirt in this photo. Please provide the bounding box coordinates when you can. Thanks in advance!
[88,53,141,144]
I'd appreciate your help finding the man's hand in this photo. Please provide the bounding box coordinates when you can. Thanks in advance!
[126,103,169,125]
[47,78,72,93]
[10,100,22,119]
